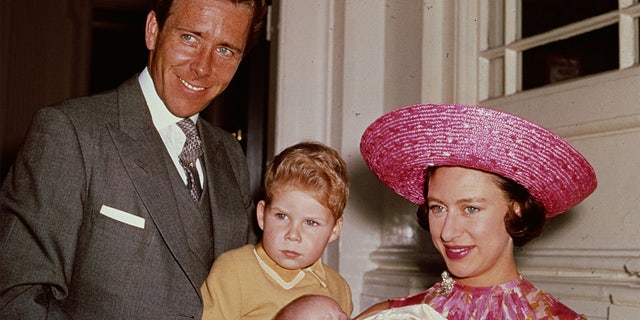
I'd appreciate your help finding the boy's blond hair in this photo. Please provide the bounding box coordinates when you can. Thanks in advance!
[263,141,349,220]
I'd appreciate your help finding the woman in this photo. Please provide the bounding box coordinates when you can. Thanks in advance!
[356,104,597,319]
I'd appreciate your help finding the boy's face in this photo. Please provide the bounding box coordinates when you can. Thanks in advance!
[257,188,343,270]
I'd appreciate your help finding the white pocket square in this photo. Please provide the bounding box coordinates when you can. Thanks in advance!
[99,205,145,229]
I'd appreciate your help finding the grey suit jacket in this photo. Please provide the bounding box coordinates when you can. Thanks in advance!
[0,76,256,319]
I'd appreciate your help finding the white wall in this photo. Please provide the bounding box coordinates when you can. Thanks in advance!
[271,1,640,318]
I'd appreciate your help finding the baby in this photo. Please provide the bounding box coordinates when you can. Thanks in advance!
[274,294,349,320]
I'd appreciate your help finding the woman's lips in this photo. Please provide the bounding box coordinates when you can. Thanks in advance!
[444,245,473,259]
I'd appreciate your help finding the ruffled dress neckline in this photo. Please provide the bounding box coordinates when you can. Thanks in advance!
[390,271,585,320]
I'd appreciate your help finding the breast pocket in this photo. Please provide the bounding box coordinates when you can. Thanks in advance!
[93,204,153,245]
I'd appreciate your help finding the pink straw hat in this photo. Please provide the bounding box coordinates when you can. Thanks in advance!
[360,103,597,217]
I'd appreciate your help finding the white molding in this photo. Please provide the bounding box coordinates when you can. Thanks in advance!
[273,0,334,151]
[485,66,640,107]
[421,0,455,103]
[553,113,640,140]
[453,0,479,104]
[516,248,640,278]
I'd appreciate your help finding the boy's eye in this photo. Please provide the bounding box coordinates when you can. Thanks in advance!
[305,220,319,227]
[275,213,287,220]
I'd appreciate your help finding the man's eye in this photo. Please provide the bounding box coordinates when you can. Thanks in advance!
[182,34,195,42]
[217,47,232,56]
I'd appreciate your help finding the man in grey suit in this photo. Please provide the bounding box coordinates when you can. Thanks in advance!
[0,0,266,318]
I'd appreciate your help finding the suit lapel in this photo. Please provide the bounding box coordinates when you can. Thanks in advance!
[107,77,207,294]
[199,123,252,259]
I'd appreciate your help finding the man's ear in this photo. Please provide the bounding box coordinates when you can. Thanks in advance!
[328,216,343,243]
[145,11,159,51]
[256,200,267,231]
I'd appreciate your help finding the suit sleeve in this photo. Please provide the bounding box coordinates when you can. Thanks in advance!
[0,107,85,319]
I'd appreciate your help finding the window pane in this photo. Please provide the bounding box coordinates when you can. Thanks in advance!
[522,24,618,91]
[522,0,617,37]
[489,57,505,98]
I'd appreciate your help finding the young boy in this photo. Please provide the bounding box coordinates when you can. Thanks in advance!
[200,141,353,319]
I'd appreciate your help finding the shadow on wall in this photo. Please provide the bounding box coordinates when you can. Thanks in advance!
[0,1,151,184]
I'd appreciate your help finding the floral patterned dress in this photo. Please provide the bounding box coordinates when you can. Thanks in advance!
[388,272,586,320]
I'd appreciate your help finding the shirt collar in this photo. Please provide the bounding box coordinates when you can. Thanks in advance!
[254,243,328,290]
[138,67,198,131]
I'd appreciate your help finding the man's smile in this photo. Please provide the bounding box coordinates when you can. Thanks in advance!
[180,77,206,91]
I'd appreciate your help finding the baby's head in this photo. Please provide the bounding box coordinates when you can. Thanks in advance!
[275,294,349,320]
[257,141,350,270]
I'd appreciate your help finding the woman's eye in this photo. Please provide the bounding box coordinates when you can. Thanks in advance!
[465,206,479,214]
[429,205,445,213]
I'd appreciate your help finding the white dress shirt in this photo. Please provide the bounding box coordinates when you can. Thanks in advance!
[138,68,204,188]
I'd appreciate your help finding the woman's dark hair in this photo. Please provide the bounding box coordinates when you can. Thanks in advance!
[152,0,268,54]
[417,166,547,247]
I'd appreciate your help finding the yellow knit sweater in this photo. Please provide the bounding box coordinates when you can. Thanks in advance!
[200,243,353,319]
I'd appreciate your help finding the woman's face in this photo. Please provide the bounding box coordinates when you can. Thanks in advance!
[426,166,519,286]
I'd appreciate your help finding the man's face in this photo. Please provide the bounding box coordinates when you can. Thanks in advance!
[145,0,253,117]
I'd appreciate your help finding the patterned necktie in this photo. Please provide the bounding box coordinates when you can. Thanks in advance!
[176,118,203,202]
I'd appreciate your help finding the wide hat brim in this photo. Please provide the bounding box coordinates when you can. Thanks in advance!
[360,104,597,217]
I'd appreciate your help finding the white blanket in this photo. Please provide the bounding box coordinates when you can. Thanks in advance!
[360,304,446,320]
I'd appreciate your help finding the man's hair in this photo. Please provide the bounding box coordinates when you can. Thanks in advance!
[417,166,546,247]
[263,141,350,220]
[152,0,267,53]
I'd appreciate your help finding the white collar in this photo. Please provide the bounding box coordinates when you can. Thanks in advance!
[138,67,198,130]
[253,246,328,290]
